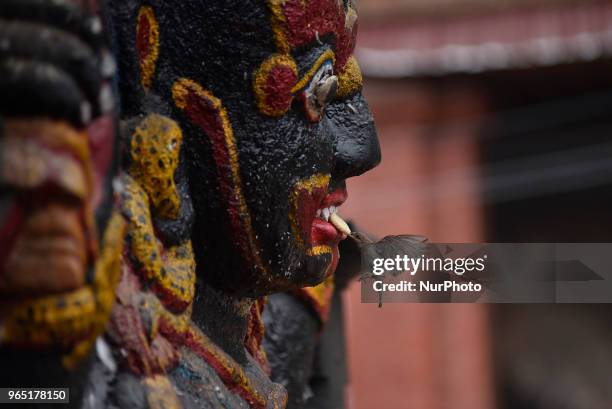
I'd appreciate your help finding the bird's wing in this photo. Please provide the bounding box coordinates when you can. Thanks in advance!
[360,235,428,279]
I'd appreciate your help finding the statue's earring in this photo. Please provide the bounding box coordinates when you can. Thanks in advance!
[253,54,298,117]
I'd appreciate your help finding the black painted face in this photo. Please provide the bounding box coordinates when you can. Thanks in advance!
[111,0,380,297]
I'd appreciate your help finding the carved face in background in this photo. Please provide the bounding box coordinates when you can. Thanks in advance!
[111,0,380,296]
[0,2,117,299]
[0,0,121,353]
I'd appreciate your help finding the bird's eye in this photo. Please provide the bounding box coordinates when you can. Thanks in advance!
[302,61,337,122]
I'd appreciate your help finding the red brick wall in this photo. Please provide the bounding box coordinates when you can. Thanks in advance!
[341,80,495,409]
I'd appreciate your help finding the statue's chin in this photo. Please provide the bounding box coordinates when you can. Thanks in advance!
[194,233,340,297]
[291,248,338,289]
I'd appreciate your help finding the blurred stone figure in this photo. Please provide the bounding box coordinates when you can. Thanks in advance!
[263,231,364,409]
[0,0,124,406]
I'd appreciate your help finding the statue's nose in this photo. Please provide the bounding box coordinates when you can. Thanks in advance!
[325,91,381,180]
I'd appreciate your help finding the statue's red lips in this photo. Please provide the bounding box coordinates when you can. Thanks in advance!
[289,174,348,255]
[311,189,348,247]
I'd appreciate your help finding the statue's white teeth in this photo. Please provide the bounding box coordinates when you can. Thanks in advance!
[322,208,330,222]
[329,213,351,236]
[316,206,349,236]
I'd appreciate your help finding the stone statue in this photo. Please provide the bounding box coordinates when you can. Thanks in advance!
[263,227,364,409]
[0,0,380,408]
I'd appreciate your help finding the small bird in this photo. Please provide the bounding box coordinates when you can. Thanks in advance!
[350,232,428,307]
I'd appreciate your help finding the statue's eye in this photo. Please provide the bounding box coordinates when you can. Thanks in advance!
[302,61,337,122]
